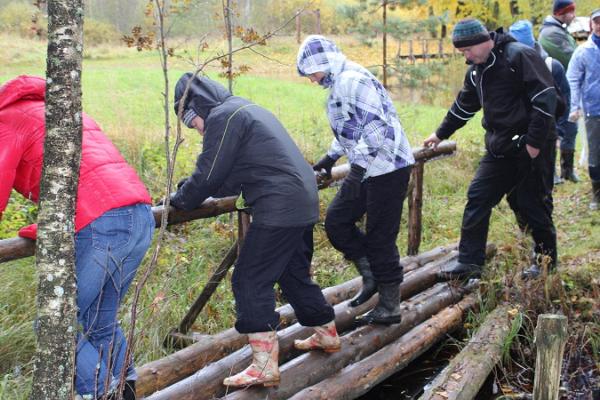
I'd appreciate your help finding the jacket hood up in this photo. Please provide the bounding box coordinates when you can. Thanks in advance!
[0,75,45,111]
[174,73,232,120]
[296,35,347,78]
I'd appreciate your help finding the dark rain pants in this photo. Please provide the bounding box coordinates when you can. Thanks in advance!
[460,140,557,267]
[232,224,334,334]
[324,166,412,284]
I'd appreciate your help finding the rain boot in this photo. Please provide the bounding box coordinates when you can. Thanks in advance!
[356,282,402,325]
[294,320,341,353]
[590,181,600,211]
[561,149,580,183]
[437,259,482,281]
[223,331,280,387]
[349,257,377,307]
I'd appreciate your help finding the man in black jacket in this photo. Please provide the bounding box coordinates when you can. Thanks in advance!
[424,19,558,280]
[170,74,340,388]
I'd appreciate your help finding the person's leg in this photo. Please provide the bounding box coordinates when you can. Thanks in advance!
[458,155,514,266]
[560,120,580,182]
[363,166,412,283]
[324,185,367,261]
[585,117,600,210]
[277,226,335,327]
[75,204,154,397]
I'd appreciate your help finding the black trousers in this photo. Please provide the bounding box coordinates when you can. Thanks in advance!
[459,141,557,266]
[232,223,335,334]
[324,166,412,284]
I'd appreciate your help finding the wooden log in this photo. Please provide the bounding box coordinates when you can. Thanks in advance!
[407,161,424,255]
[289,294,479,399]
[220,283,470,400]
[0,143,456,264]
[139,250,455,398]
[418,304,516,400]
[533,314,568,400]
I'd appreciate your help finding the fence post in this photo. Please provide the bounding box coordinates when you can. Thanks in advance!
[422,39,428,63]
[438,38,444,58]
[533,314,568,400]
[315,8,321,34]
[407,162,424,255]
[296,10,301,44]
[409,39,414,64]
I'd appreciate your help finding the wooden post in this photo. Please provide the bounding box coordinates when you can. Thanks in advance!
[407,162,424,255]
[423,39,428,63]
[237,210,251,253]
[296,10,301,44]
[438,38,444,58]
[314,9,321,34]
[533,314,568,400]
[409,39,415,65]
[382,0,388,88]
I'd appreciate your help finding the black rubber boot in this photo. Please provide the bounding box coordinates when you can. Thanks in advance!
[522,252,557,280]
[561,149,580,183]
[590,181,600,211]
[349,257,377,307]
[123,380,136,400]
[356,282,402,325]
[437,259,482,281]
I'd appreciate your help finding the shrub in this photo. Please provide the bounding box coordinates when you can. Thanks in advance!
[0,2,37,38]
[84,18,120,47]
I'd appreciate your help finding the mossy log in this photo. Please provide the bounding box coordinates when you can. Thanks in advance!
[418,304,516,400]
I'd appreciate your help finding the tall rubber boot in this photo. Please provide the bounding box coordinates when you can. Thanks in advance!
[590,181,600,211]
[561,149,580,182]
[349,257,377,307]
[294,320,341,353]
[437,259,482,281]
[223,331,280,387]
[356,282,402,325]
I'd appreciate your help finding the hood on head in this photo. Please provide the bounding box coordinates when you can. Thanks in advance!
[0,75,45,111]
[296,35,346,77]
[509,20,535,48]
[174,73,232,120]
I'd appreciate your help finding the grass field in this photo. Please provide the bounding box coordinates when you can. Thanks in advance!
[0,33,598,398]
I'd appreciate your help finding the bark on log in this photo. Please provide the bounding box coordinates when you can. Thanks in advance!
[407,161,424,255]
[418,304,516,400]
[139,250,457,398]
[533,314,568,400]
[136,245,458,397]
[289,294,479,400]
[220,283,470,400]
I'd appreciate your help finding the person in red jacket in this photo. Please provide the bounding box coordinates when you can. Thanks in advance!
[0,75,154,400]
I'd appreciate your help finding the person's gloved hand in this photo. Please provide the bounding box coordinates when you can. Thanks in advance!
[312,155,336,179]
[176,177,188,190]
[156,192,178,208]
[339,164,366,200]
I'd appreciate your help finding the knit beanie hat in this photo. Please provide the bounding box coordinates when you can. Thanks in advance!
[452,19,491,48]
[509,20,535,48]
[553,0,575,15]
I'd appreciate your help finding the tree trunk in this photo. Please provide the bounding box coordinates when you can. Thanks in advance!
[289,294,479,399]
[221,283,471,400]
[30,0,83,398]
[137,246,457,397]
[418,305,516,400]
[533,314,568,400]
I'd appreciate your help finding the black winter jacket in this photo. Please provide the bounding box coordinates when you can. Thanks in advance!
[171,74,319,227]
[436,31,557,158]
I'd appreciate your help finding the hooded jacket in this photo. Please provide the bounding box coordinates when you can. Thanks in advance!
[567,35,600,117]
[296,35,414,178]
[0,75,151,239]
[171,74,319,227]
[538,15,577,69]
[436,31,557,157]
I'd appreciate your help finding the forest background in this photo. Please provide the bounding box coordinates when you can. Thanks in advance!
[0,0,598,398]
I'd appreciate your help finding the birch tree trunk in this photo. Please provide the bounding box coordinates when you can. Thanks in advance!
[30,0,84,398]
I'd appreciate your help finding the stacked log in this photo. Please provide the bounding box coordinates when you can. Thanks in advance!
[418,304,516,400]
[136,245,459,397]
[288,294,479,399]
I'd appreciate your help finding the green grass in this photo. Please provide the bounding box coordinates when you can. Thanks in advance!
[1,34,598,397]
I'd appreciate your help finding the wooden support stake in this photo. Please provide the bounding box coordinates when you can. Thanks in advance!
[407,161,424,256]
[296,10,301,44]
[314,9,321,34]
[533,314,568,400]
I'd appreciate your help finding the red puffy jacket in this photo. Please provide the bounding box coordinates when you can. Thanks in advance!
[0,75,152,240]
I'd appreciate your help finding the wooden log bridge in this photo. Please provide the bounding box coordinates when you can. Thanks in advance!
[0,142,456,264]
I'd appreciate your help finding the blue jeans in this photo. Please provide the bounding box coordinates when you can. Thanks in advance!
[74,203,154,397]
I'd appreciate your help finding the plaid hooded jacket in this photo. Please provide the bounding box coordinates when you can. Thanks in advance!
[297,35,414,178]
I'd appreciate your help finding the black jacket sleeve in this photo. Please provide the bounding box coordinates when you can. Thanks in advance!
[435,69,481,140]
[171,111,243,210]
[511,46,557,148]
